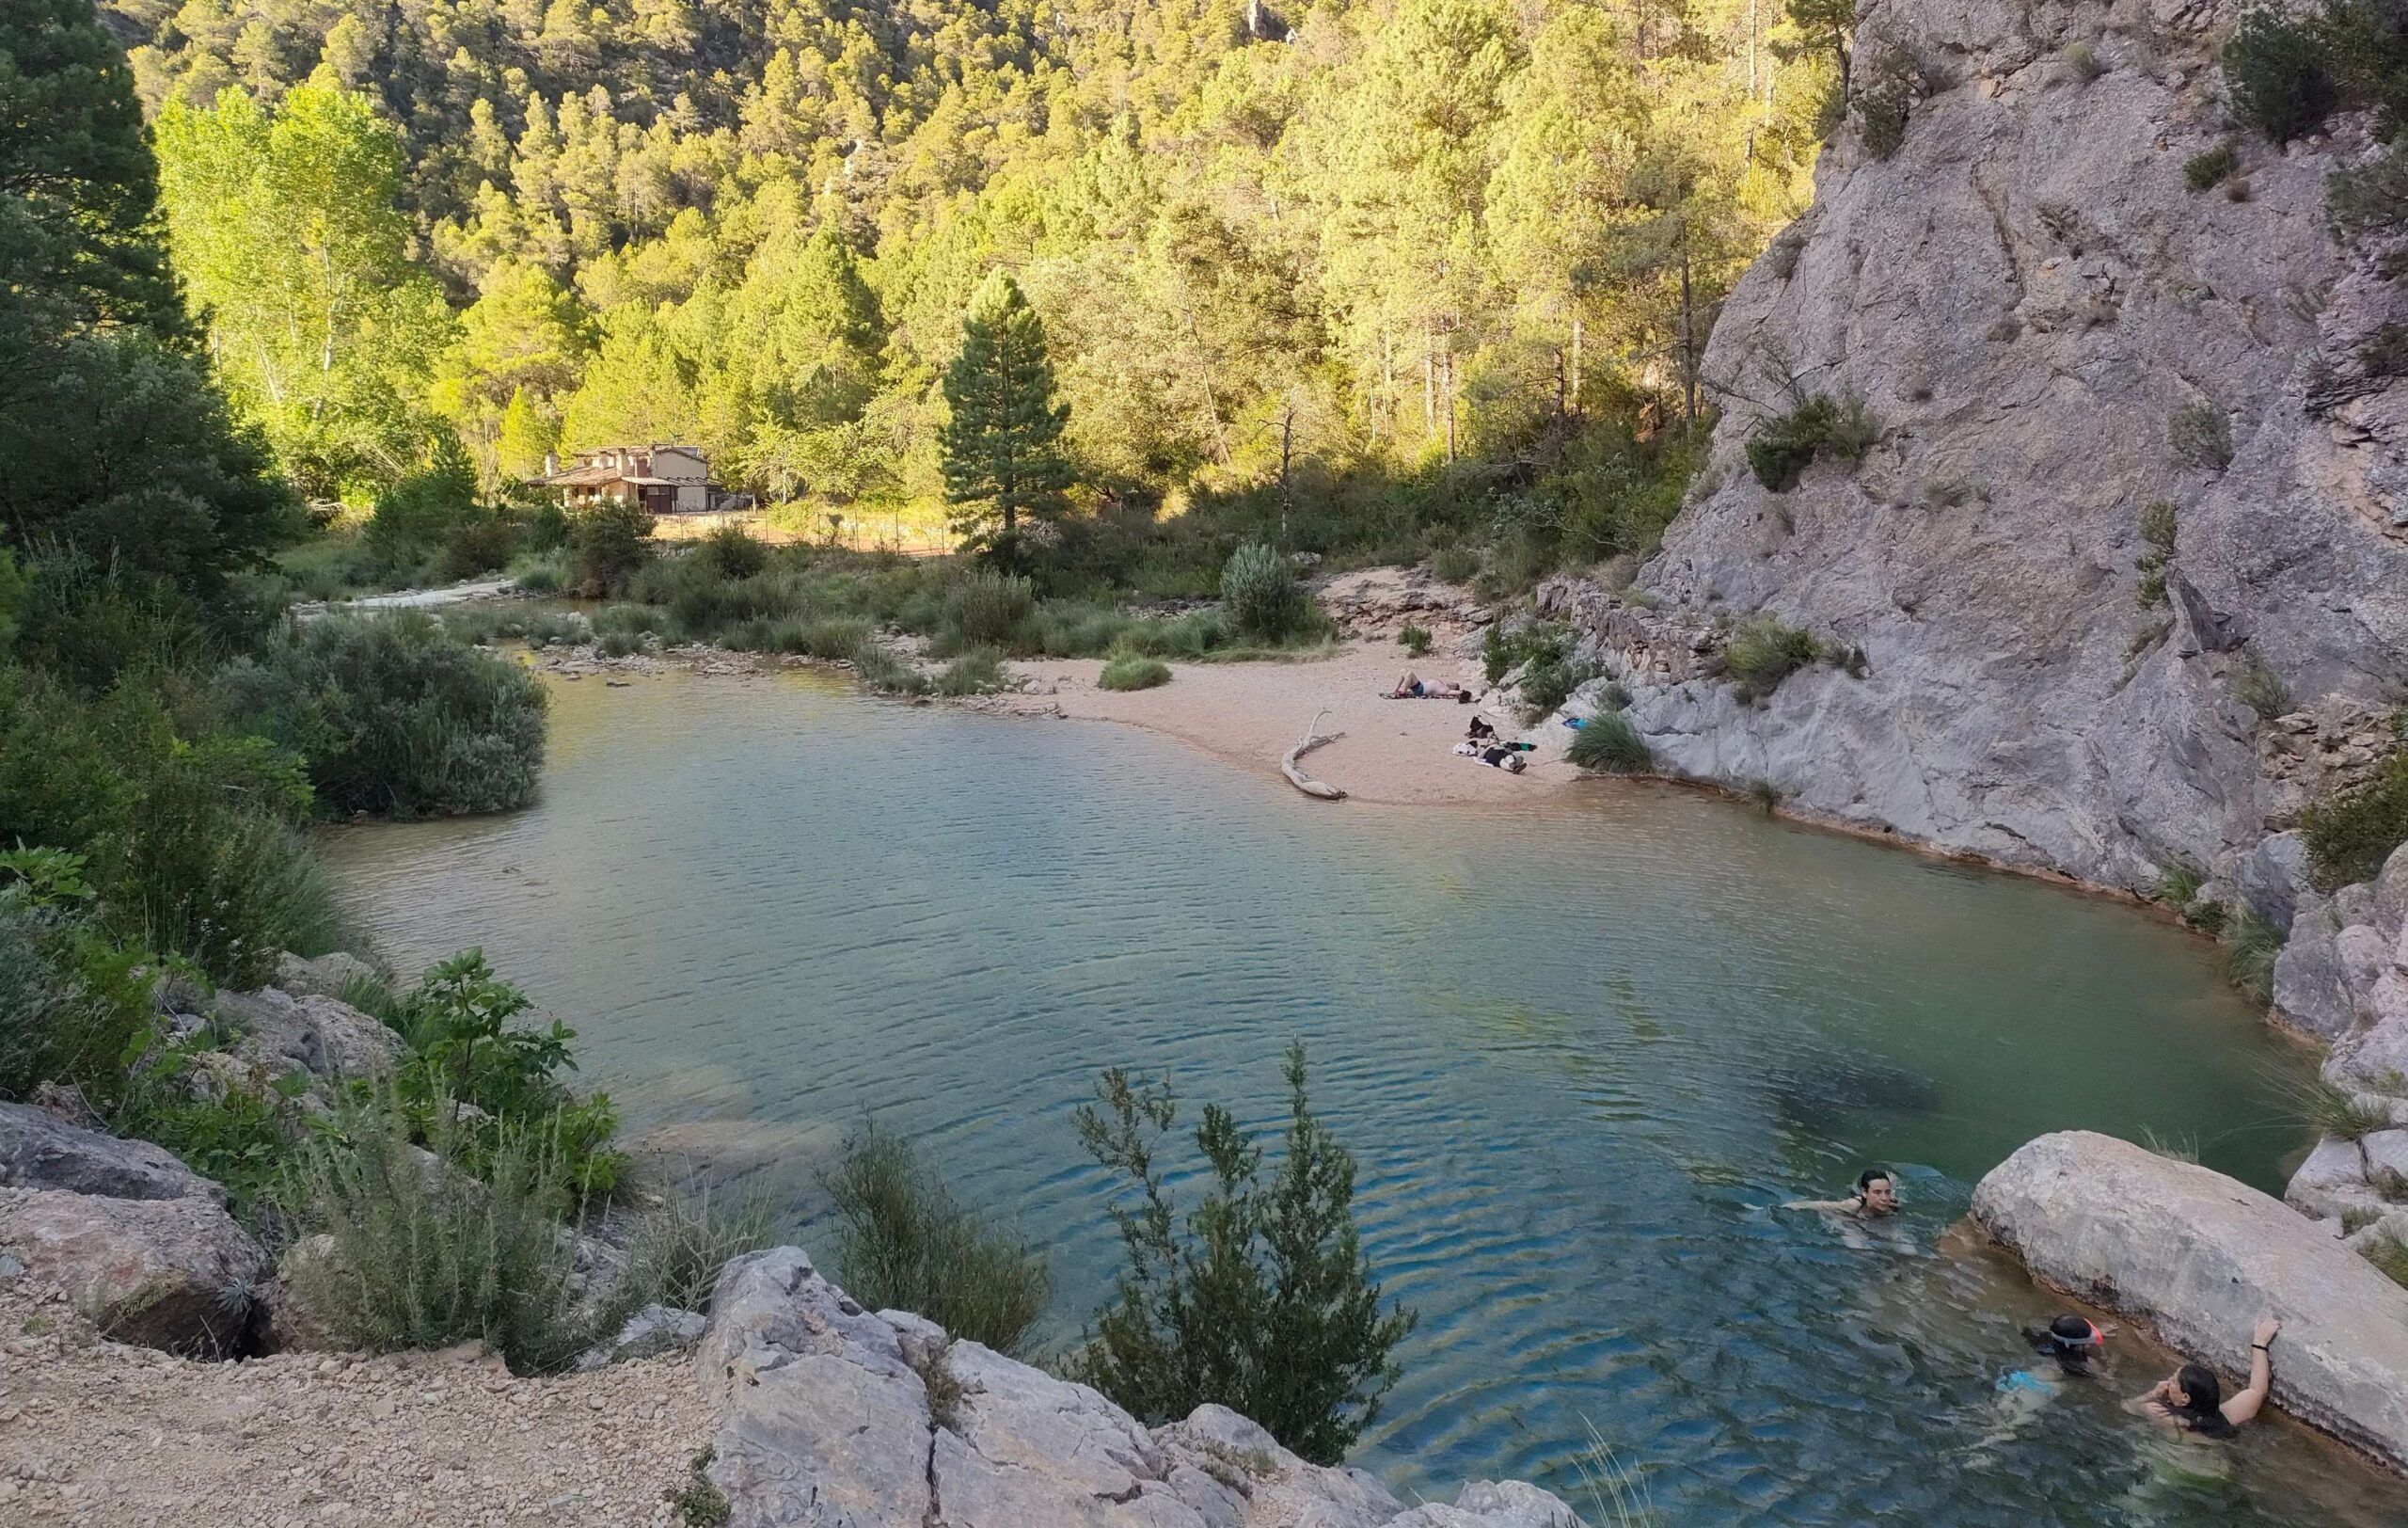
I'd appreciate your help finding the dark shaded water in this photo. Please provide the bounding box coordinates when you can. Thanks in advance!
[324,668,2405,1526]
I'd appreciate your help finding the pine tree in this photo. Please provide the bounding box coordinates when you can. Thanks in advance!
[938,271,1072,560]
[1069,1044,1416,1466]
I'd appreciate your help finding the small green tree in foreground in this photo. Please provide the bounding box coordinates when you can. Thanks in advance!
[1069,1043,1415,1465]
[939,271,1072,563]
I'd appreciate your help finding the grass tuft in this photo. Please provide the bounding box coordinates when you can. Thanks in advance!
[1099,653,1172,692]
[1567,713,1653,774]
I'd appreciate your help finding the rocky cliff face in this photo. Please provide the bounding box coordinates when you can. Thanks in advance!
[1556,0,2406,907]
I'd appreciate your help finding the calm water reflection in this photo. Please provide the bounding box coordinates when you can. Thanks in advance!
[323,668,2401,1526]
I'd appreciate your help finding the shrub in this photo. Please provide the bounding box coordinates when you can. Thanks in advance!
[285,1096,600,1374]
[2229,656,2291,721]
[437,510,522,583]
[1746,393,1878,491]
[936,648,1006,696]
[118,1026,311,1222]
[508,549,567,595]
[1854,47,1919,158]
[2225,9,2338,143]
[1431,547,1481,584]
[1601,681,1633,711]
[1723,617,1822,693]
[615,1186,777,1313]
[568,499,656,597]
[2185,141,2240,191]
[943,568,1038,651]
[1221,543,1306,639]
[851,637,930,696]
[383,951,626,1200]
[2222,906,2281,1006]
[1517,644,1598,723]
[219,613,548,819]
[2169,400,2233,470]
[0,861,160,1106]
[2366,1234,2408,1289]
[670,1451,732,1528]
[1099,653,1172,691]
[698,525,770,581]
[1069,1045,1415,1466]
[1567,713,1654,773]
[1398,624,1433,658]
[2061,40,2105,83]
[823,1128,1051,1356]
[2302,749,2408,888]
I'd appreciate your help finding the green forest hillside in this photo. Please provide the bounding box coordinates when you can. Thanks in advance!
[110,0,1832,567]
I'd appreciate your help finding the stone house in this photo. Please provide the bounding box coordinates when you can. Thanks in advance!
[537,444,716,515]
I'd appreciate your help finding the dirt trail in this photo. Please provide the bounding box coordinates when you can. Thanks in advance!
[0,1286,714,1527]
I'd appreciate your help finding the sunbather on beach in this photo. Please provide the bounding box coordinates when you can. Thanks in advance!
[1453,741,1526,772]
[1390,671,1468,699]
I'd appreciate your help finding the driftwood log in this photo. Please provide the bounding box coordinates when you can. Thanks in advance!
[1282,709,1346,800]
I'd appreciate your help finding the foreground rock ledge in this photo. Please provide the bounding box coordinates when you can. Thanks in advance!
[698,1247,1580,1528]
[1972,1131,2408,1472]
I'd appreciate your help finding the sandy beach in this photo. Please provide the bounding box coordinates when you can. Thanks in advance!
[995,632,1582,805]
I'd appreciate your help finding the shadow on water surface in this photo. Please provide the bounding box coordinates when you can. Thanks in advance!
[321,668,2404,1527]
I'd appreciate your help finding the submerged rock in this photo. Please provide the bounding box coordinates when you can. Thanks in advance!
[1973,1131,2408,1472]
[0,1187,265,1357]
[0,1100,225,1205]
[696,1246,1578,1527]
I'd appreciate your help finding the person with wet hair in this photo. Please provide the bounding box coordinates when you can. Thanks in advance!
[2022,1313,2117,1377]
[2129,1316,2281,1440]
[1783,1166,1900,1218]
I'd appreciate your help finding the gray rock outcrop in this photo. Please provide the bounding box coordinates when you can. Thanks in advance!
[696,1246,1578,1528]
[271,950,382,1001]
[1524,0,2405,904]
[1973,1131,2408,1471]
[2277,841,2408,1243]
[0,1100,225,1205]
[0,1186,266,1357]
[578,1301,706,1371]
[214,985,405,1082]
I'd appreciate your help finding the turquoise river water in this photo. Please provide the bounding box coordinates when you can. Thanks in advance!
[322,668,2408,1526]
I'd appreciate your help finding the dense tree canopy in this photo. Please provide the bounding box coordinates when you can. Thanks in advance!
[111,0,1833,538]
[0,0,291,615]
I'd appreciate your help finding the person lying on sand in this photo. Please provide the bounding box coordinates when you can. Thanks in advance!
[1453,741,1526,772]
[2127,1317,2280,1440]
[1389,671,1469,700]
[1782,1167,1899,1218]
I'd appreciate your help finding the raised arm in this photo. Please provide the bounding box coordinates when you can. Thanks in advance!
[2222,1317,2281,1427]
[1782,1197,1855,1212]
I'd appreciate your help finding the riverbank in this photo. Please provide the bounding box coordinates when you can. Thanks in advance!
[991,636,1580,806]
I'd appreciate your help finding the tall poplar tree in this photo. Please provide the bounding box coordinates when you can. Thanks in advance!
[938,271,1072,560]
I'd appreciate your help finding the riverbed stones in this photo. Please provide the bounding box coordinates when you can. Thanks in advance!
[0,1100,225,1204]
[0,1187,265,1357]
[1974,1131,2408,1472]
[697,1246,1581,1528]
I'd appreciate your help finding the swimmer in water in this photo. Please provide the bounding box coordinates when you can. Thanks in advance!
[1966,1313,2119,1465]
[2128,1316,2281,1441]
[1782,1166,1900,1218]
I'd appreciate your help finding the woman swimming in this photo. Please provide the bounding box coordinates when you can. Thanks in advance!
[2128,1316,2281,1440]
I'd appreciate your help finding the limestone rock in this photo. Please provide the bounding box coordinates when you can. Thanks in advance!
[0,1187,265,1357]
[578,1302,705,1371]
[0,1100,224,1204]
[2234,832,2312,933]
[694,1248,1580,1528]
[214,986,404,1081]
[271,950,381,1001]
[1973,1131,2408,1471]
[1541,0,2408,899]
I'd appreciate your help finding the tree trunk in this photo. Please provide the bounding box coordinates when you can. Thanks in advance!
[1570,316,1583,420]
[1679,239,1699,428]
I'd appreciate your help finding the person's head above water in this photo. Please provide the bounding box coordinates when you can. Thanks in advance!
[2175,1363,2222,1417]
[1853,1168,1898,1215]
[2025,1314,2107,1370]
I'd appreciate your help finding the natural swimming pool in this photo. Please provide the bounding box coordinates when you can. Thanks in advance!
[323,667,2408,1526]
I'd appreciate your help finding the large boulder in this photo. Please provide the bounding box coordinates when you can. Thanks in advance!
[271,950,382,1001]
[0,1101,223,1205]
[0,1187,266,1356]
[1973,1131,2408,1472]
[695,1246,1581,1528]
[214,985,405,1081]
[578,1301,705,1371]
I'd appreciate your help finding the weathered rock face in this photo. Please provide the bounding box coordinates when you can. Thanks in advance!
[0,1187,265,1357]
[1973,1131,2408,1471]
[695,1247,1577,1528]
[270,950,382,1002]
[0,1101,225,1205]
[1545,0,2406,905]
[214,985,404,1082]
